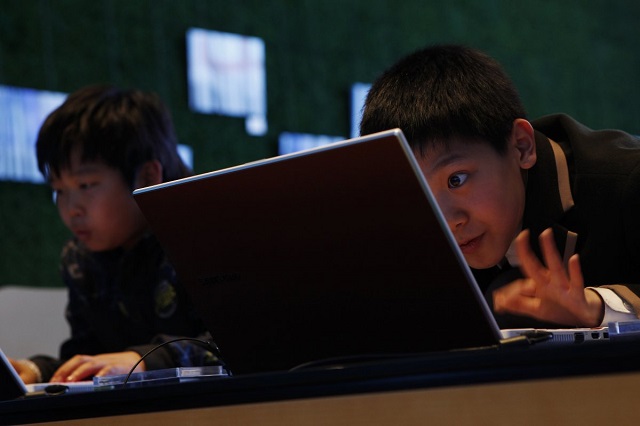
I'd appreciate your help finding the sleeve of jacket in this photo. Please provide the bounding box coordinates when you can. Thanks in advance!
[29,355,62,383]
[31,244,103,382]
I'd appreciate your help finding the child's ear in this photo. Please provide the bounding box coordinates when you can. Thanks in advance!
[511,118,536,170]
[134,160,163,190]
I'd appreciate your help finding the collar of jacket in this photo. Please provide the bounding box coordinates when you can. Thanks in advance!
[521,128,578,266]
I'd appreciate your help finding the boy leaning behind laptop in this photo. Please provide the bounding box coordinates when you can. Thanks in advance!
[10,85,217,384]
[360,44,640,328]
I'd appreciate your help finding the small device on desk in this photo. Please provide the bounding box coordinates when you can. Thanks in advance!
[93,366,229,390]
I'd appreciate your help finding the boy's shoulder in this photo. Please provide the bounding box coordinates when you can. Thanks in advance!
[533,113,640,171]
[533,114,640,149]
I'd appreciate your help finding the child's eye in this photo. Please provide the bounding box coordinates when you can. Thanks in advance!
[448,173,468,189]
[79,182,97,190]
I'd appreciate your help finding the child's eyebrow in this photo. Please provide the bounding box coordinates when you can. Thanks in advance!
[74,166,101,174]
[69,164,104,176]
[429,152,468,173]
[47,164,103,183]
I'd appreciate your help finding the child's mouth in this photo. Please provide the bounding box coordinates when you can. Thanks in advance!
[74,230,91,242]
[459,234,483,254]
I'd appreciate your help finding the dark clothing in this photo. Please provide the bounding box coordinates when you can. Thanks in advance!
[31,235,217,382]
[477,114,640,327]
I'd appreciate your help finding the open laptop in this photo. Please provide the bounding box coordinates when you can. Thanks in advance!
[0,347,94,401]
[133,129,613,375]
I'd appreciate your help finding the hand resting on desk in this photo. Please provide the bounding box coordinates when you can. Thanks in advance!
[9,358,41,384]
[50,351,146,383]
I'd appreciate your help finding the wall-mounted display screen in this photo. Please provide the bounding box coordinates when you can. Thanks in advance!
[0,85,67,183]
[278,132,344,156]
[350,82,370,139]
[186,27,267,137]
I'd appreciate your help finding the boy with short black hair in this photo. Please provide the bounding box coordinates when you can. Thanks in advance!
[11,85,216,384]
[361,45,640,328]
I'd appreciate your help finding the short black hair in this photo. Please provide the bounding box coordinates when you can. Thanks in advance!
[360,45,527,154]
[36,84,190,187]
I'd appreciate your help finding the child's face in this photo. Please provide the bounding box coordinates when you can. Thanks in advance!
[415,132,535,270]
[50,152,148,252]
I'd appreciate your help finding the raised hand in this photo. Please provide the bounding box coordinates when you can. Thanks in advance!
[493,228,603,327]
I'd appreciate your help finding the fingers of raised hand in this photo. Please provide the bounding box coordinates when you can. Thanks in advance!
[538,228,571,290]
[515,230,549,285]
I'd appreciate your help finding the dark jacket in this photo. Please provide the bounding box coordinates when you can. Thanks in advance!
[478,114,640,327]
[31,235,217,382]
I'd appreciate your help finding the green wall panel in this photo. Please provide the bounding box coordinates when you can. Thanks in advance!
[1,0,639,286]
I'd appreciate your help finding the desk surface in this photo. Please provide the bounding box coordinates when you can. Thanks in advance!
[2,339,640,425]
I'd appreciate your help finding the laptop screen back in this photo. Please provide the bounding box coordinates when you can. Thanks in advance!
[133,129,501,375]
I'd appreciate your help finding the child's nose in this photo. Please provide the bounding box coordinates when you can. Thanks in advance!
[438,198,468,231]
[62,192,85,217]
[447,209,468,231]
